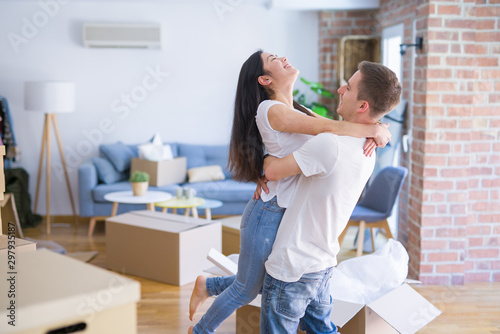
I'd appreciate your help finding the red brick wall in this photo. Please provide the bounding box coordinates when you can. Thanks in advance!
[319,0,500,284]
[411,0,500,284]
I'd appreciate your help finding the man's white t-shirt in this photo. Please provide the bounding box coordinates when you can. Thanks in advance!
[255,100,312,208]
[265,133,375,282]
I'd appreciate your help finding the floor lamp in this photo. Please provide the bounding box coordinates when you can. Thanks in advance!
[25,81,77,235]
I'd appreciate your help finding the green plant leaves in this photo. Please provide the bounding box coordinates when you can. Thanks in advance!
[130,170,150,182]
[311,87,336,98]
[300,77,324,89]
[295,77,336,119]
[311,103,329,117]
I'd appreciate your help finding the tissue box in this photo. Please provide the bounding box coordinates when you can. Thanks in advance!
[0,249,140,334]
[106,210,222,286]
[130,157,187,186]
[235,284,440,334]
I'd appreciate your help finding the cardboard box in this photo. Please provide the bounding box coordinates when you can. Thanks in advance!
[0,146,5,200]
[106,210,222,286]
[130,156,187,186]
[1,194,23,238]
[0,234,36,257]
[331,283,442,333]
[235,283,441,334]
[0,249,140,334]
[218,216,241,256]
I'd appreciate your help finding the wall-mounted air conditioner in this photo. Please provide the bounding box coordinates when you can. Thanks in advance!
[82,23,161,49]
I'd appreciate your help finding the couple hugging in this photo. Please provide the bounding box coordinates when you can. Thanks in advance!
[188,50,401,334]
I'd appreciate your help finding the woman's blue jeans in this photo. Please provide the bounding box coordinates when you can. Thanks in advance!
[193,197,285,334]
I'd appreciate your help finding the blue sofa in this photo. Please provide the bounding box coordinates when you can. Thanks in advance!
[78,142,256,219]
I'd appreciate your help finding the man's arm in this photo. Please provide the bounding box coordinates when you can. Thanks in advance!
[264,154,302,182]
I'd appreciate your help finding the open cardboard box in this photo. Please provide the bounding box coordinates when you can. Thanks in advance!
[130,156,187,186]
[329,282,441,333]
[106,210,221,286]
[205,249,441,334]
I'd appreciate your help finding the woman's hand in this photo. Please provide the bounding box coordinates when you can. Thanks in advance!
[373,123,391,148]
[363,138,377,157]
[253,176,269,199]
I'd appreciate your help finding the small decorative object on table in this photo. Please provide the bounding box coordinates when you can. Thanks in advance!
[130,170,149,196]
[183,186,196,199]
[175,186,184,199]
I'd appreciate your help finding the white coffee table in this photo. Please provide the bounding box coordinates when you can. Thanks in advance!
[88,190,172,237]
[105,191,173,215]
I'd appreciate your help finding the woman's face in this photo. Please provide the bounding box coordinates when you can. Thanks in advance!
[260,52,299,85]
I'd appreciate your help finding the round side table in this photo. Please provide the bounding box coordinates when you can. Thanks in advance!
[196,199,223,220]
[155,197,206,218]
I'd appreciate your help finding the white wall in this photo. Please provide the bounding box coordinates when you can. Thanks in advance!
[0,0,318,215]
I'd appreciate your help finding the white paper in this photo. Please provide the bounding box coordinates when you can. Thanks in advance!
[330,239,409,304]
[138,132,174,161]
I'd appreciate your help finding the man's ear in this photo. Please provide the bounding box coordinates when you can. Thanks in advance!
[258,75,271,86]
[357,100,370,114]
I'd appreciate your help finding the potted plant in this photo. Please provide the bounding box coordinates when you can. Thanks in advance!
[130,170,150,196]
[293,77,337,119]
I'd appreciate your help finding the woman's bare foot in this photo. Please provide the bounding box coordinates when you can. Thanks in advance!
[188,325,194,334]
[189,275,209,321]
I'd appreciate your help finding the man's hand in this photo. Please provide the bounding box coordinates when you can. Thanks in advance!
[253,176,269,199]
[373,123,391,148]
[363,138,377,157]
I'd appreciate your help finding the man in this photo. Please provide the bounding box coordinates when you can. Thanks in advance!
[260,61,402,334]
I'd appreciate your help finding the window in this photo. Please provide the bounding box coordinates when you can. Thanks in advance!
[382,23,404,81]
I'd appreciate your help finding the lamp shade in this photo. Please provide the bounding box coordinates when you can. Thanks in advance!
[25,81,75,113]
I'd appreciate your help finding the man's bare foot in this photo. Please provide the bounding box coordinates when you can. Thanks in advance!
[189,275,209,321]
[188,325,194,334]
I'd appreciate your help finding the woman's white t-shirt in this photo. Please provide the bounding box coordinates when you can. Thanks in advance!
[255,100,312,208]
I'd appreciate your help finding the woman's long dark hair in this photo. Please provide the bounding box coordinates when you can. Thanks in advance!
[228,50,313,183]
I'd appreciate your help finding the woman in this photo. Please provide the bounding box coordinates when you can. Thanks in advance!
[188,50,390,334]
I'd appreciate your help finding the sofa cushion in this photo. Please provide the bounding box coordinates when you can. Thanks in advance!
[100,142,136,172]
[185,179,256,203]
[178,144,232,179]
[91,157,127,185]
[127,144,139,157]
[187,165,225,183]
[92,181,179,203]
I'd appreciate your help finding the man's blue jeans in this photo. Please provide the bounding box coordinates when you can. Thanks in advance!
[193,197,285,334]
[260,268,338,334]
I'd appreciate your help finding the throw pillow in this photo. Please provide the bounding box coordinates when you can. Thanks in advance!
[187,165,225,183]
[100,142,136,172]
[92,157,127,185]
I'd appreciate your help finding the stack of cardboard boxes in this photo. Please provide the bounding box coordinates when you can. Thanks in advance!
[0,146,141,334]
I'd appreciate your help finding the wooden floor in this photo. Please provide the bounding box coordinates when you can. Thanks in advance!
[23,220,500,334]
